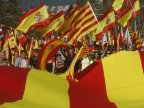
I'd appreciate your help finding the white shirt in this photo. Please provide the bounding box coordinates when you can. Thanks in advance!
[81,57,90,71]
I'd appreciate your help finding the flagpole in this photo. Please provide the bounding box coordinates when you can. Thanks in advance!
[87,1,105,38]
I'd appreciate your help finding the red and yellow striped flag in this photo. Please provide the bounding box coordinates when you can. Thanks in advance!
[65,2,98,44]
[117,0,140,27]
[64,44,89,80]
[112,0,128,14]
[38,38,69,70]
[95,8,116,40]
[57,6,80,34]
[0,51,144,108]
[132,31,142,49]
[38,11,64,38]
[16,4,49,33]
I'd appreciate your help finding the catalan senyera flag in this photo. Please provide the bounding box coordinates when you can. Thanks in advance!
[0,51,144,108]
[63,44,89,80]
[132,31,142,49]
[117,0,140,27]
[16,4,49,33]
[38,38,69,70]
[36,11,64,38]
[57,6,80,34]
[95,8,116,40]
[66,2,98,44]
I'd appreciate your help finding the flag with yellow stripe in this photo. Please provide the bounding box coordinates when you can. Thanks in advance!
[117,0,140,28]
[38,38,69,70]
[95,8,116,40]
[16,4,49,33]
[0,51,144,108]
[65,2,98,44]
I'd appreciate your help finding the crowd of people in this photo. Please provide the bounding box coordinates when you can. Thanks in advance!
[0,25,144,74]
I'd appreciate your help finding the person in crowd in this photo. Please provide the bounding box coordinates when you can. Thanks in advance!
[13,50,19,66]
[65,46,81,72]
[15,50,29,68]
[46,56,55,73]
[81,54,91,71]
[55,50,66,74]
[30,49,39,69]
[94,50,101,61]
[0,50,10,66]
[128,45,134,51]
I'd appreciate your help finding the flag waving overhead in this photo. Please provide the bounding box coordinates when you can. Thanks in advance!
[117,0,140,27]
[38,11,64,38]
[0,51,144,108]
[95,8,116,40]
[38,39,69,70]
[65,2,98,44]
[16,4,49,33]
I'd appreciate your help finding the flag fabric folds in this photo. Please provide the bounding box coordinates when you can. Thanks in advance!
[16,4,49,33]
[38,11,64,38]
[95,8,116,40]
[38,38,69,70]
[0,51,144,108]
[117,0,140,27]
[65,2,98,44]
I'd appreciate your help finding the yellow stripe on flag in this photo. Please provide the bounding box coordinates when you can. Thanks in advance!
[102,51,144,108]
[16,4,49,33]
[2,69,70,108]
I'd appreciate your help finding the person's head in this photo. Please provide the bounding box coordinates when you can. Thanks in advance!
[94,51,100,60]
[33,49,39,57]
[0,50,5,60]
[68,46,75,57]
[105,50,111,57]
[128,45,133,51]
[14,50,19,59]
[21,50,27,59]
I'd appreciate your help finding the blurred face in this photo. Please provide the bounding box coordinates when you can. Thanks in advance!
[69,48,75,56]
[21,52,26,59]
[128,45,133,51]
[14,52,19,59]
[95,53,100,59]
[0,52,5,60]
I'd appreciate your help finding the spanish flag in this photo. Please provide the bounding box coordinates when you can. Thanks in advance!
[95,8,116,40]
[0,51,144,108]
[38,38,69,70]
[16,4,49,33]
[38,11,64,38]
[112,0,127,14]
[117,0,140,28]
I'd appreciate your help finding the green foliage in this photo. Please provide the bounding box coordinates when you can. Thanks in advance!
[0,2,22,27]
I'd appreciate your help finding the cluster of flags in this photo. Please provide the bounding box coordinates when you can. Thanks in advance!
[0,0,142,75]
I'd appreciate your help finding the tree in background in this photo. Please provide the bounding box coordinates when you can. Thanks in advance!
[0,0,22,27]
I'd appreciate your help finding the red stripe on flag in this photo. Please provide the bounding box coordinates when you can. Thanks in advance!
[139,52,144,72]
[69,61,117,108]
[0,66,30,105]
[68,16,96,41]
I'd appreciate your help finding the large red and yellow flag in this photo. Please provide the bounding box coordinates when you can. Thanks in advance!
[38,38,69,70]
[38,11,64,38]
[65,2,98,44]
[57,6,80,34]
[112,0,129,14]
[0,51,144,108]
[16,4,49,33]
[117,0,140,27]
[95,8,116,40]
